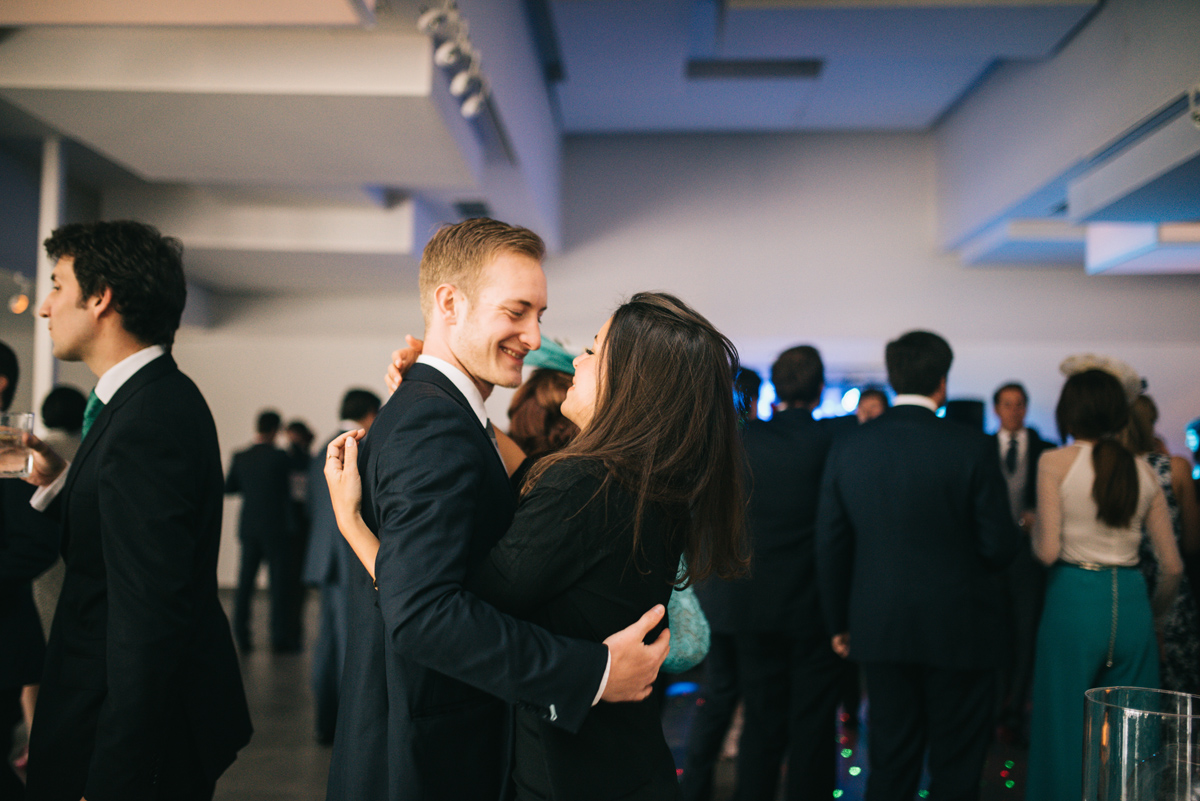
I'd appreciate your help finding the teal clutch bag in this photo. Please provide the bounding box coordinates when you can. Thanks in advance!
[663,558,711,674]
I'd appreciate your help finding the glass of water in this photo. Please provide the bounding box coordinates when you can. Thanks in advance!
[0,412,34,478]
[1084,686,1200,801]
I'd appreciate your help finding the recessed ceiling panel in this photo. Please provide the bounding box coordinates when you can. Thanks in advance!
[550,0,1098,132]
[719,3,1098,59]
[0,0,374,27]
[185,249,419,293]
[0,89,476,188]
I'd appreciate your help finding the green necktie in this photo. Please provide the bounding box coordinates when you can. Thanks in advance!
[82,390,105,440]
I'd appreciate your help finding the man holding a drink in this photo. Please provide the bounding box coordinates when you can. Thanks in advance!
[20,221,251,801]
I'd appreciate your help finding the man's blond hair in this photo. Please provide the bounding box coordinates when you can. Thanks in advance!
[419,218,545,321]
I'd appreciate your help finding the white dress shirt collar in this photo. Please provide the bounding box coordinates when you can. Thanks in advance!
[93,345,166,403]
[416,354,490,429]
[1000,427,1027,446]
[892,394,940,413]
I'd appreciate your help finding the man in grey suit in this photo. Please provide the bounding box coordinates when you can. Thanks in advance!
[991,382,1053,743]
[303,388,380,745]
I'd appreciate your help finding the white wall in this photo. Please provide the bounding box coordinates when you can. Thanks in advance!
[14,131,1200,586]
[936,0,1200,247]
[550,132,1200,447]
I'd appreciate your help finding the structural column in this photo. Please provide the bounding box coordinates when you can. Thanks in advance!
[32,136,63,435]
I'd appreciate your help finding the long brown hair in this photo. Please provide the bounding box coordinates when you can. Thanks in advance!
[526,292,748,585]
[1056,369,1139,528]
[1119,394,1159,456]
[507,368,579,458]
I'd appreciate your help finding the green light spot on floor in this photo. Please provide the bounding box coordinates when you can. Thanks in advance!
[841,748,852,758]
[1005,760,1015,769]
[919,792,929,798]
[833,791,843,799]
[849,767,862,777]
[1006,781,1016,789]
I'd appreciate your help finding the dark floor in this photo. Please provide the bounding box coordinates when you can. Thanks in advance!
[216,590,1029,801]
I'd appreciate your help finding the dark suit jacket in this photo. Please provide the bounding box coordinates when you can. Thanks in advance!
[468,458,682,801]
[700,409,836,637]
[991,426,1054,514]
[302,433,350,587]
[225,441,292,541]
[815,404,1019,670]
[0,481,59,690]
[328,364,608,801]
[25,354,251,801]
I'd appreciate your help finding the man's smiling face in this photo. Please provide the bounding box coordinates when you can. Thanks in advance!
[450,249,547,393]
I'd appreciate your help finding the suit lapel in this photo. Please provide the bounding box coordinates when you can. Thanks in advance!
[404,364,511,482]
[61,354,176,504]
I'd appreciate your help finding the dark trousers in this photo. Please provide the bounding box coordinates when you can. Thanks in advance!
[2,685,24,800]
[680,633,739,801]
[861,662,996,801]
[998,545,1044,729]
[311,582,348,743]
[25,693,217,801]
[733,631,844,801]
[233,534,296,650]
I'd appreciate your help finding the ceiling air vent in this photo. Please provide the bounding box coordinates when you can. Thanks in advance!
[686,59,823,80]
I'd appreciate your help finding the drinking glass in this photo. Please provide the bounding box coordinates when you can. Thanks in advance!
[1084,686,1200,801]
[0,412,34,478]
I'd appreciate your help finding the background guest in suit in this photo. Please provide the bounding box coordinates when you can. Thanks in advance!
[726,346,845,801]
[681,367,760,801]
[816,330,1018,801]
[303,389,380,746]
[0,340,59,798]
[855,386,889,423]
[284,419,314,648]
[990,382,1053,744]
[226,410,297,652]
[23,220,251,801]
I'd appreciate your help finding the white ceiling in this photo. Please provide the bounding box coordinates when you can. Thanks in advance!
[10,0,1181,293]
[550,0,1097,132]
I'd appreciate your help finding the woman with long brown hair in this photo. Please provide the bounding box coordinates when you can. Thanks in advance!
[326,291,747,800]
[1026,366,1182,801]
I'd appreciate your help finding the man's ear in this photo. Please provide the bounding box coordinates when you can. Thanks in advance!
[433,284,460,325]
[88,286,115,319]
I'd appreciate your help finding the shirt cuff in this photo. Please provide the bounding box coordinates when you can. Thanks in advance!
[591,650,611,706]
[30,465,70,511]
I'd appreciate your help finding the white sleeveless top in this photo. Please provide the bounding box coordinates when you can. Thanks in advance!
[1057,442,1160,567]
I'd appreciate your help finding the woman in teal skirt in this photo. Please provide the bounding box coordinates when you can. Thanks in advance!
[1027,367,1181,801]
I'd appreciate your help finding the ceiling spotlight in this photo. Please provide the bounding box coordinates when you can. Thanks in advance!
[450,67,483,98]
[417,6,459,38]
[434,39,472,69]
[461,89,488,119]
[8,293,28,315]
